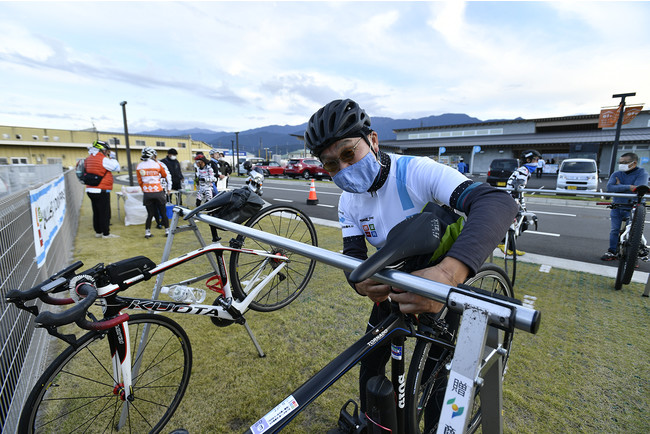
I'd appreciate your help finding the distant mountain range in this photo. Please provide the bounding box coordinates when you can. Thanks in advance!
[138,113,517,156]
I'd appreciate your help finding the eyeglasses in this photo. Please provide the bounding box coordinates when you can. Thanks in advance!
[321,137,364,172]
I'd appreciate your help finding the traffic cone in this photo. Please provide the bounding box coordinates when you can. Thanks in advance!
[306,179,319,205]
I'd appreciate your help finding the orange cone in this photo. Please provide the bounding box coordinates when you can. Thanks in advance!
[306,179,319,205]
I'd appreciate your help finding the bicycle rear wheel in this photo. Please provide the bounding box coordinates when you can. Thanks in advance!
[230,204,318,312]
[404,264,513,434]
[503,229,517,286]
[19,314,192,433]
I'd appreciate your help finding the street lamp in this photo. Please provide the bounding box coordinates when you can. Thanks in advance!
[120,101,134,186]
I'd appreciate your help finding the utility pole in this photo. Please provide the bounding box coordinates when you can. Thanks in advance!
[608,92,636,177]
[235,132,240,174]
[231,140,235,167]
[120,101,134,186]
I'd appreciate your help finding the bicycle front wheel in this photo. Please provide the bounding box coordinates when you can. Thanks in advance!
[19,314,192,433]
[404,264,514,434]
[230,204,318,312]
[503,229,517,286]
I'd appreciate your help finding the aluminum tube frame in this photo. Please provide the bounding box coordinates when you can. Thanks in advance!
[186,207,540,334]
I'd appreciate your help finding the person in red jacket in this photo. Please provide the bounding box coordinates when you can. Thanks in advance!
[85,140,120,238]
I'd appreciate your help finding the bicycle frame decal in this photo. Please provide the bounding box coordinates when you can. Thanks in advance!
[250,395,299,433]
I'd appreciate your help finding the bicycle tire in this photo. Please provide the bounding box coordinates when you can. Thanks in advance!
[230,204,318,312]
[622,204,645,285]
[404,264,514,434]
[503,229,517,286]
[19,314,192,433]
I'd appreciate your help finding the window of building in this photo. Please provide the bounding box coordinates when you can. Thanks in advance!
[32,135,39,140]
[11,157,28,164]
[43,136,49,141]
[110,138,120,145]
[135,140,146,146]
[47,158,63,165]
[15,134,22,139]
[0,158,8,165]
[178,142,187,148]
[53,136,60,141]
[156,141,166,147]
[2,134,9,139]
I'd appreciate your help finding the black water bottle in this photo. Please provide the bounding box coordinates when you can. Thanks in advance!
[365,375,398,433]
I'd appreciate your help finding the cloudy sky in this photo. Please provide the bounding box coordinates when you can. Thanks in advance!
[1,1,648,134]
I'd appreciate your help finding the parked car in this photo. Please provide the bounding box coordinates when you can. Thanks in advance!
[255,161,285,177]
[486,158,519,187]
[556,158,599,191]
[284,158,330,180]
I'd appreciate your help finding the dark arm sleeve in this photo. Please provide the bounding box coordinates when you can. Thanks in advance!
[342,235,368,294]
[447,182,518,275]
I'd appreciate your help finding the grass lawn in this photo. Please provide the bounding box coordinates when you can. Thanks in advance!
[66,191,649,433]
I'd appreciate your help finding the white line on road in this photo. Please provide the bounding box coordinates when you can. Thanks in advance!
[527,231,561,237]
[316,204,335,208]
[530,210,576,217]
[273,198,293,202]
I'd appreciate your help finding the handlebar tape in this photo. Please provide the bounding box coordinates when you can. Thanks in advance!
[35,283,97,327]
[5,261,85,302]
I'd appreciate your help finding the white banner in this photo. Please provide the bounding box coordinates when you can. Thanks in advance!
[30,175,66,267]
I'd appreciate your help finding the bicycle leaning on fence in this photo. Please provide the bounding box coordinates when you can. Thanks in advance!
[500,185,538,286]
[598,184,649,290]
[6,198,318,433]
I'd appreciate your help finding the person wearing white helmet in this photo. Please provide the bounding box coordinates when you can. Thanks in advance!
[136,147,170,238]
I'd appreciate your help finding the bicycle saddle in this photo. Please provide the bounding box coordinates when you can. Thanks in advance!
[183,191,233,220]
[348,212,441,283]
[633,184,649,197]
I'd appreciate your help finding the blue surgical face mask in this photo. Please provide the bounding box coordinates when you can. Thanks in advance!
[333,151,381,193]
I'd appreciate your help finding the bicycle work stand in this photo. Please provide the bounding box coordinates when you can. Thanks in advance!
[436,287,514,434]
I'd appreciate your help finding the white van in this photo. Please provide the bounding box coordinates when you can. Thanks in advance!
[556,158,599,191]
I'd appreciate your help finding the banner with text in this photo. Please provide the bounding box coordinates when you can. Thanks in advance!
[598,104,622,128]
[622,105,644,125]
[30,175,67,267]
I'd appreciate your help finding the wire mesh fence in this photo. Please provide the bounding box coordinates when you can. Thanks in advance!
[0,169,84,431]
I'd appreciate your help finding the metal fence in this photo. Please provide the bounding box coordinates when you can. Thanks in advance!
[0,169,84,432]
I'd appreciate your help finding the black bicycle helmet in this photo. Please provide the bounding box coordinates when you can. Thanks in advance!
[243,160,252,171]
[521,149,541,162]
[304,99,372,157]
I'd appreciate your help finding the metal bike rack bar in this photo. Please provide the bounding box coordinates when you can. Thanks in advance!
[190,209,541,334]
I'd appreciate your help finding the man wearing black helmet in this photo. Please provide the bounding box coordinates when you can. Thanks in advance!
[305,99,517,423]
[507,150,541,192]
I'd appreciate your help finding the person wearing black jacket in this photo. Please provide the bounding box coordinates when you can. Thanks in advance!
[160,148,184,204]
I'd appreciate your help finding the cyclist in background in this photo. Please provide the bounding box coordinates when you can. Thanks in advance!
[499,149,541,255]
[136,147,170,238]
[85,140,120,239]
[507,149,541,193]
[304,99,517,426]
[601,152,649,261]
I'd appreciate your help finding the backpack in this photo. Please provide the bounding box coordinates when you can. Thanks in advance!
[75,158,104,186]
[220,160,232,175]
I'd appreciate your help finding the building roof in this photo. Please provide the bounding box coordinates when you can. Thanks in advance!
[380,128,650,151]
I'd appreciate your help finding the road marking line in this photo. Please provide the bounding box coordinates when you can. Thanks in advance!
[530,210,576,217]
[528,231,560,237]
[273,198,293,202]
[317,204,335,208]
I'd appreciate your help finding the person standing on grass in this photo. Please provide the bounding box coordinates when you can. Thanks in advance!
[304,98,517,431]
[85,140,120,239]
[194,155,216,206]
[137,147,170,239]
[601,152,649,261]
[161,148,185,204]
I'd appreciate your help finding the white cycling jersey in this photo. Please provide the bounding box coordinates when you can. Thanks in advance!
[338,153,469,249]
